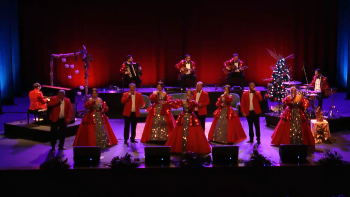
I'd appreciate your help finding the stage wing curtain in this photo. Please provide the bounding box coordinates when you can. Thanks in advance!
[18,0,338,90]
[0,0,21,104]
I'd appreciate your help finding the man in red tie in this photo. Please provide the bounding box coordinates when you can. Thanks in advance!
[240,82,262,144]
[192,81,210,131]
[48,90,73,151]
[121,83,145,144]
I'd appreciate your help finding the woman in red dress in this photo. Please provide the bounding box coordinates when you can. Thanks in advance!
[73,88,118,149]
[141,82,176,143]
[271,87,315,146]
[208,85,247,144]
[165,90,211,154]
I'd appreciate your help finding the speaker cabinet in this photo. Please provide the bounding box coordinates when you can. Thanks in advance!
[212,145,239,164]
[145,146,170,166]
[279,144,307,162]
[73,146,101,166]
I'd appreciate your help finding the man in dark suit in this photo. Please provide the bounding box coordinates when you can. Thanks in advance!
[241,82,262,144]
[192,82,210,131]
[121,83,145,145]
[48,90,73,151]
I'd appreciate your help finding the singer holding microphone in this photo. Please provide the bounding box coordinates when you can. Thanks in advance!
[121,83,145,145]
[165,90,211,154]
[240,82,262,144]
[141,82,176,143]
[208,85,246,144]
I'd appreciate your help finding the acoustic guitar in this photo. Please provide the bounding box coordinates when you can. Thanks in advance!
[222,66,248,75]
[180,66,194,74]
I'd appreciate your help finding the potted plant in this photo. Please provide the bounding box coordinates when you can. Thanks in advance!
[40,156,70,170]
[316,149,349,166]
[110,153,140,169]
[245,150,275,167]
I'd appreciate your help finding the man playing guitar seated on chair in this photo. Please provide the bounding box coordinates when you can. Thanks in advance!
[175,54,196,91]
[120,55,142,87]
[223,53,247,89]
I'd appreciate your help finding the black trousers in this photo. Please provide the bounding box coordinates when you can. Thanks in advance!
[227,72,244,89]
[246,111,260,141]
[50,118,67,149]
[194,111,206,131]
[124,112,137,141]
[180,74,196,90]
[124,76,142,87]
[317,92,325,108]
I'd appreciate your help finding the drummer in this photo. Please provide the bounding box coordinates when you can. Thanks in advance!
[310,69,329,108]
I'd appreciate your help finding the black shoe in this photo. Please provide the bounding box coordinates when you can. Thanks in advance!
[50,147,56,152]
[247,140,253,143]
[257,141,261,145]
[130,140,138,143]
[58,147,66,150]
[124,140,128,144]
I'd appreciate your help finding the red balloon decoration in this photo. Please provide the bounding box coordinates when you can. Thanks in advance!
[274,97,278,102]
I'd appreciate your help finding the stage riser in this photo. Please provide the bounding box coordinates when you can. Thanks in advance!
[99,90,268,119]
[4,124,79,142]
[265,113,350,132]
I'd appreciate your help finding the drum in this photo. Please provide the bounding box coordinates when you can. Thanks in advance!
[306,93,318,100]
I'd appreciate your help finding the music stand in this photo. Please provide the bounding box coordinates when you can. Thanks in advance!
[327,88,340,118]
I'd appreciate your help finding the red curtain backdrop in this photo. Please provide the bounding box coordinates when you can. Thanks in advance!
[18,0,338,90]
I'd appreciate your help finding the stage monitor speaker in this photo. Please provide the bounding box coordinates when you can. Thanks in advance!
[212,145,239,164]
[279,144,307,163]
[73,146,101,166]
[145,146,170,166]
[233,86,242,91]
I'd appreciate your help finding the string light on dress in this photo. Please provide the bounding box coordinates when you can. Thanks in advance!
[65,64,69,68]
[68,75,72,79]
[79,85,84,90]
[75,70,79,74]
[70,64,74,69]
[62,58,66,62]
[77,91,82,95]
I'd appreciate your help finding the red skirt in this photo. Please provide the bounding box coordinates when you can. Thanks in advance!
[165,124,211,154]
[208,115,247,143]
[271,119,315,146]
[73,115,118,147]
[141,113,176,143]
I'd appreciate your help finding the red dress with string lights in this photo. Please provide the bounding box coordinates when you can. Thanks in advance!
[271,96,315,146]
[165,99,211,154]
[141,93,176,143]
[208,94,247,144]
[73,98,118,149]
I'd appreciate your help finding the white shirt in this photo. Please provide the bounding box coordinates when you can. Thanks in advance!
[185,62,191,74]
[249,92,254,111]
[195,91,201,111]
[234,61,239,72]
[315,78,321,92]
[59,99,65,118]
[131,94,136,112]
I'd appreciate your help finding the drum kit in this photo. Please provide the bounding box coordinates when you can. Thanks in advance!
[280,81,340,119]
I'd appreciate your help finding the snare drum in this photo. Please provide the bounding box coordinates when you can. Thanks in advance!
[306,93,318,100]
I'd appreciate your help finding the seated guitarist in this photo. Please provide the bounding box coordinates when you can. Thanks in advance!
[120,55,142,87]
[223,53,245,89]
[175,54,196,91]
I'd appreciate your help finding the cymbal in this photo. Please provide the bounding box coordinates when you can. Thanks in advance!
[306,94,318,96]
[299,86,308,89]
[282,81,302,85]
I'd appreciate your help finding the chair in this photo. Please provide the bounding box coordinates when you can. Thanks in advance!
[139,95,151,117]
[169,93,186,116]
[229,93,241,114]
[27,109,47,124]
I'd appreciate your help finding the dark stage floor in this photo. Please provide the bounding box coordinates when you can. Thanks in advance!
[0,92,350,169]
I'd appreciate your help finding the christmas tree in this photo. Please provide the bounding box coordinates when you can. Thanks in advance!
[265,49,294,103]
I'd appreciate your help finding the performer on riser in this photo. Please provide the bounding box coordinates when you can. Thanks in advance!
[241,82,262,144]
[224,53,245,89]
[29,83,48,110]
[141,82,176,143]
[175,54,196,91]
[271,87,315,146]
[121,83,145,145]
[192,81,210,131]
[73,88,118,148]
[165,90,211,154]
[310,68,329,109]
[48,90,73,151]
[208,85,247,144]
[120,55,142,87]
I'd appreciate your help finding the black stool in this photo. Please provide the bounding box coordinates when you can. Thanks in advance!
[27,109,47,124]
